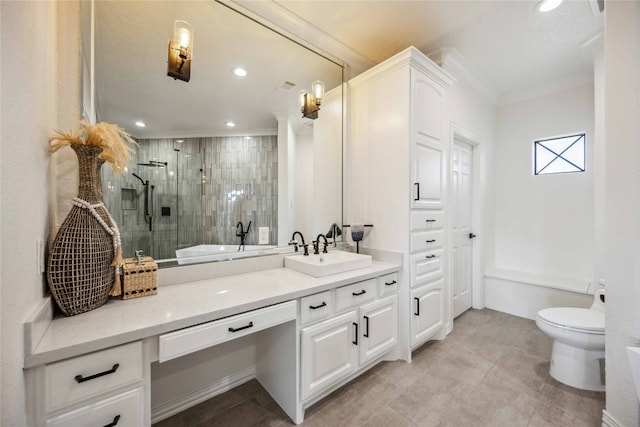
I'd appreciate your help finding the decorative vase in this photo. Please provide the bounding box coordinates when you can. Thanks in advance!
[47,144,121,316]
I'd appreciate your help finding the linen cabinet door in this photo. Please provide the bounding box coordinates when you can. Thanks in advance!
[301,311,359,401]
[359,295,398,365]
[411,137,444,210]
[411,280,444,346]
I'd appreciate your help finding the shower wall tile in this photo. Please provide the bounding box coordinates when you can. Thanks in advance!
[102,135,278,260]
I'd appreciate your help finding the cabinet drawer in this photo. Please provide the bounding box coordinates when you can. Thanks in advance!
[378,273,399,297]
[300,291,333,325]
[410,250,444,287]
[410,230,444,253]
[45,341,142,413]
[335,279,377,312]
[159,300,297,362]
[46,387,144,427]
[410,210,444,231]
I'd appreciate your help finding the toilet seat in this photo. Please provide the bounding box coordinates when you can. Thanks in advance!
[537,307,604,334]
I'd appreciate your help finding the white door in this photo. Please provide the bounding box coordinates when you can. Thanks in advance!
[359,295,398,364]
[300,311,358,401]
[452,140,473,318]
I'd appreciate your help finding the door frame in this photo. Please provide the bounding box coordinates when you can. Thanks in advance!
[446,122,484,330]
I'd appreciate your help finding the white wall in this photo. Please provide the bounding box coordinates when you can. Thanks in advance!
[0,2,80,425]
[493,83,595,283]
[603,1,640,425]
[294,130,313,234]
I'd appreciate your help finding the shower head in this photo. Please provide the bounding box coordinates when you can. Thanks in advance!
[137,161,167,167]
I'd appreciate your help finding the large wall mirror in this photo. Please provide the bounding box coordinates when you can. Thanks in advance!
[90,1,344,266]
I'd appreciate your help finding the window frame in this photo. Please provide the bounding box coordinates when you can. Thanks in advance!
[533,132,586,176]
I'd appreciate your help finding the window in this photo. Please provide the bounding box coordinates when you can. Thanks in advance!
[534,133,585,175]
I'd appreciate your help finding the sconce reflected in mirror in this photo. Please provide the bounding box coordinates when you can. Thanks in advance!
[299,80,324,119]
[167,20,194,82]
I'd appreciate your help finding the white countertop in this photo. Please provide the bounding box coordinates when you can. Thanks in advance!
[25,262,399,368]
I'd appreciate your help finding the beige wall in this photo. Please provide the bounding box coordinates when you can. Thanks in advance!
[604,1,640,425]
[0,1,80,425]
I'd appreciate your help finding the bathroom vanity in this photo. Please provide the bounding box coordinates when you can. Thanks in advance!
[23,255,400,426]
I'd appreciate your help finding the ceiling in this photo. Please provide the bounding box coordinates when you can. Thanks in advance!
[272,0,604,104]
[93,1,343,138]
[93,1,604,139]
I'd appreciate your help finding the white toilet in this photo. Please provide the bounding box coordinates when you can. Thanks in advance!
[536,289,605,391]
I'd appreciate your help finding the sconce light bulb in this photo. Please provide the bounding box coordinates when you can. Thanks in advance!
[173,20,194,59]
[311,81,324,105]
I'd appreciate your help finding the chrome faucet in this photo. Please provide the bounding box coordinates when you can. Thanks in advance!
[313,234,329,255]
[289,231,309,256]
[236,220,251,251]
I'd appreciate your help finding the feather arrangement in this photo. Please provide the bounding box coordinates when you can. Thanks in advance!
[49,120,136,176]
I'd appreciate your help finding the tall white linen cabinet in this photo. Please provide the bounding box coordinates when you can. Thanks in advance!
[347,46,455,360]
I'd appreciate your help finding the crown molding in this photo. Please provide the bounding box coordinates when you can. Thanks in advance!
[349,46,455,90]
[428,47,499,105]
[226,0,376,77]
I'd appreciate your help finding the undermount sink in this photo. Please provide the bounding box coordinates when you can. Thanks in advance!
[284,251,372,277]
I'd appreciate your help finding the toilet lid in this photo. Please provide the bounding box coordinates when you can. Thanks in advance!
[538,307,604,333]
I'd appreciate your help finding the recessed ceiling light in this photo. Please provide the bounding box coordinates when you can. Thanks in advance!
[225,121,236,127]
[536,0,563,12]
[233,67,247,77]
[176,139,184,143]
[135,121,146,128]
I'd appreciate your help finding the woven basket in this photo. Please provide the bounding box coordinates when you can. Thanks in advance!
[47,145,116,316]
[121,256,158,300]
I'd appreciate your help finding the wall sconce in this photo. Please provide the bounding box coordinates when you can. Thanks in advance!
[167,20,194,82]
[299,81,324,120]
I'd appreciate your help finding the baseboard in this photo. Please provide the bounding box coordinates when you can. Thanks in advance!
[150,366,256,423]
[602,409,623,427]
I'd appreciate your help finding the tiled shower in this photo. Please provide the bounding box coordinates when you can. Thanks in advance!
[102,135,278,260]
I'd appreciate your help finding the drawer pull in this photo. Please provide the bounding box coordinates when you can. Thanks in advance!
[104,415,121,427]
[352,289,367,296]
[414,297,420,316]
[74,363,119,383]
[363,315,370,338]
[353,322,358,345]
[385,280,397,286]
[414,182,420,201]
[426,239,436,243]
[309,302,327,310]
[425,255,436,259]
[228,321,254,333]
[426,219,436,223]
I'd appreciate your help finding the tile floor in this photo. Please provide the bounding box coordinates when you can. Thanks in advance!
[153,308,605,427]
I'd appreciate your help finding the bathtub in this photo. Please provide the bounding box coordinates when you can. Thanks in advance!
[175,244,277,265]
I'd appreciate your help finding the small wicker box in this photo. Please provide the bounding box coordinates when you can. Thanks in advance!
[121,256,158,300]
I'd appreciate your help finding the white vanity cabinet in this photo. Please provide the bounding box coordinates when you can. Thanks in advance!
[348,46,454,359]
[28,341,148,427]
[300,277,398,402]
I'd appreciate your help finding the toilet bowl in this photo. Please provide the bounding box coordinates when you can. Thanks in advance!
[536,289,605,391]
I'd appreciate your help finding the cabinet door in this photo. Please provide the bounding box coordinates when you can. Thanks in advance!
[411,280,444,347]
[411,69,445,210]
[359,295,398,365]
[301,311,358,401]
[411,137,444,209]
